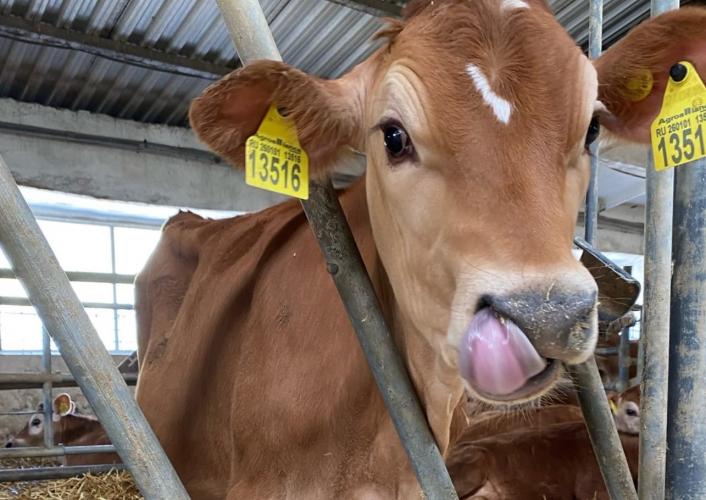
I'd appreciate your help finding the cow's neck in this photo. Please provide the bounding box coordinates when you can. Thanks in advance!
[342,179,466,455]
[385,289,466,455]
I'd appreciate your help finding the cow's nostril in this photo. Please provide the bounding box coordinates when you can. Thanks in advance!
[485,286,598,363]
[4,441,12,448]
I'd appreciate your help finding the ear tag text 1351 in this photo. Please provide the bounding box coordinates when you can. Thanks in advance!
[245,104,309,199]
[650,61,706,171]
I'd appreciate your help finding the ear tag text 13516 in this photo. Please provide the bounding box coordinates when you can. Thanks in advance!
[650,61,706,171]
[245,104,309,199]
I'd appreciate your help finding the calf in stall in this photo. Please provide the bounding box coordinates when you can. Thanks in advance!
[447,420,639,499]
[448,384,641,499]
[609,384,640,435]
[4,393,120,466]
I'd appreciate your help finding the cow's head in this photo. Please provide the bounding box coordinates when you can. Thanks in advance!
[189,1,706,405]
[4,393,75,448]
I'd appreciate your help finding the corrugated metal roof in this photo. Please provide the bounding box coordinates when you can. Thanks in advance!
[0,0,657,127]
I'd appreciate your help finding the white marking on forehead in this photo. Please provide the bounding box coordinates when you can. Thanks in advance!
[465,64,513,125]
[501,0,529,10]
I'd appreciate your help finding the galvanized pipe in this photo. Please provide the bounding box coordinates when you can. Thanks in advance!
[0,154,187,500]
[617,266,633,393]
[666,157,706,500]
[215,1,457,498]
[0,464,125,482]
[41,327,53,449]
[640,0,679,493]
[569,359,638,500]
[0,445,117,459]
[0,372,137,390]
[583,0,602,245]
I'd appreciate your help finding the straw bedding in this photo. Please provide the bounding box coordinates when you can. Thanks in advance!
[0,458,142,500]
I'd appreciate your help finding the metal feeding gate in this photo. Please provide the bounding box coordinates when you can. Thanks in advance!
[0,0,703,499]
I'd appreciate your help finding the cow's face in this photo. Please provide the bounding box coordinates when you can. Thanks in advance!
[4,411,45,448]
[4,393,75,448]
[189,2,706,405]
[363,0,599,403]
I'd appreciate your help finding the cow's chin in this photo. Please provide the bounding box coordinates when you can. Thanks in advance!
[464,359,563,406]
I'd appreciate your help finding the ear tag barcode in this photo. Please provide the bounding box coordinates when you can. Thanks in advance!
[245,104,309,199]
[650,61,706,171]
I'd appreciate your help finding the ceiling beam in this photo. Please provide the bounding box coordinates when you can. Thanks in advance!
[0,14,235,81]
[325,0,404,18]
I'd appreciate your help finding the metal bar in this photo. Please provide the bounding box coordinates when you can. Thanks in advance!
[569,359,638,500]
[0,268,135,284]
[0,296,133,310]
[0,372,138,390]
[0,464,125,482]
[324,0,403,17]
[215,2,457,498]
[0,154,187,500]
[666,157,706,500]
[0,14,232,80]
[583,0,602,245]
[41,326,53,449]
[110,226,120,352]
[0,121,220,165]
[639,0,679,493]
[0,445,116,459]
[618,266,633,392]
[576,3,637,498]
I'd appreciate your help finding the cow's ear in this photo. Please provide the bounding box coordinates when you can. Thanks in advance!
[52,393,74,417]
[594,6,706,143]
[189,59,372,178]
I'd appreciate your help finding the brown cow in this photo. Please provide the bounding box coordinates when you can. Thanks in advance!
[4,393,119,466]
[446,421,639,499]
[610,384,641,435]
[135,1,706,497]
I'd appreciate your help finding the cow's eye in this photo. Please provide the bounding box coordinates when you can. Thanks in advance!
[382,123,414,162]
[626,408,638,417]
[585,116,600,148]
[31,418,41,426]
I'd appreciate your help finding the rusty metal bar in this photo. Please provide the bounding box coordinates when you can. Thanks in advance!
[0,153,187,500]
[215,1,457,498]
[640,0,678,494]
[569,360,638,500]
[666,157,706,500]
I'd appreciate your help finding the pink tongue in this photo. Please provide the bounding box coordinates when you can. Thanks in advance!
[458,307,546,397]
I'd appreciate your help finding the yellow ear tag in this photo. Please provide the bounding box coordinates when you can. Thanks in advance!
[650,61,706,171]
[245,104,309,199]
[608,399,618,415]
[622,68,653,102]
[609,399,618,415]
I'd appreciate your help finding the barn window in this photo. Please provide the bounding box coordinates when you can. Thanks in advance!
[0,187,237,355]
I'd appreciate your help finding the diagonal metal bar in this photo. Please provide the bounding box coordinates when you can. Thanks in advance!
[0,154,188,500]
[214,1,457,498]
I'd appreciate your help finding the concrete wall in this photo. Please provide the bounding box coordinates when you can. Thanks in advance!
[0,354,134,442]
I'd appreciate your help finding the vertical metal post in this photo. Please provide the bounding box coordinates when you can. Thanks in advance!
[618,266,633,392]
[109,226,119,351]
[666,157,706,500]
[215,2,457,498]
[572,1,636,498]
[0,154,188,500]
[640,0,678,492]
[41,326,53,449]
[584,0,602,245]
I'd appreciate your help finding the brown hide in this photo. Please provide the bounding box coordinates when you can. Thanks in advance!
[447,421,639,499]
